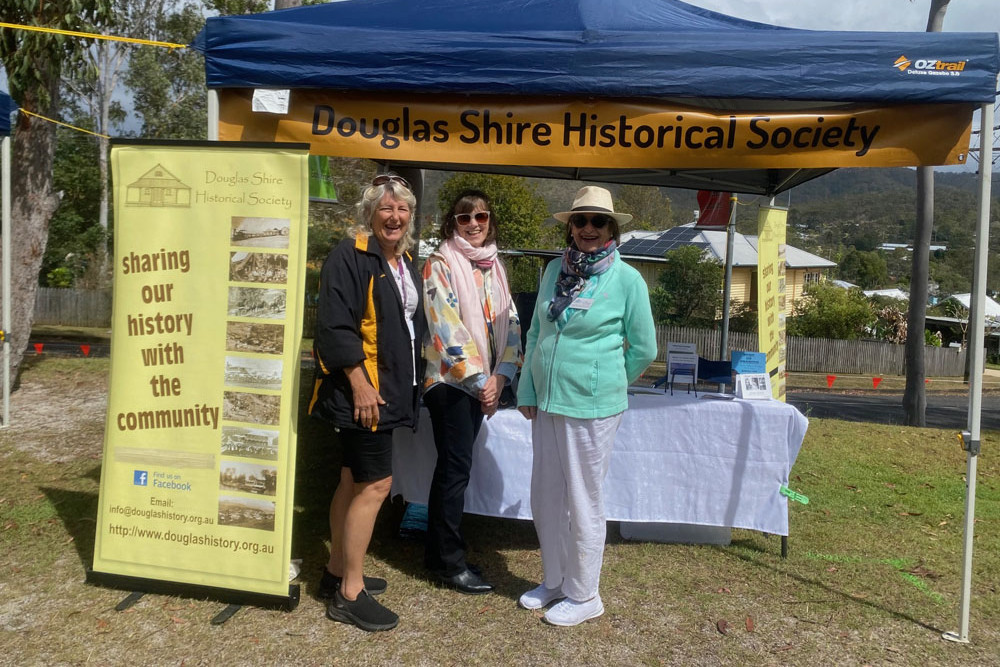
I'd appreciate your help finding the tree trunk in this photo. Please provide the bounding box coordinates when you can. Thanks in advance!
[4,82,61,386]
[902,0,949,426]
[274,0,302,8]
[903,166,933,426]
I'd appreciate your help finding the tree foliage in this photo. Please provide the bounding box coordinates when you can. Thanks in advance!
[786,282,875,340]
[650,245,722,327]
[869,301,908,343]
[205,0,270,14]
[838,248,888,289]
[125,1,208,139]
[613,184,673,233]
[44,127,106,286]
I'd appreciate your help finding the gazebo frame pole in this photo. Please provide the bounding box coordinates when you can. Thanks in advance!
[943,99,993,645]
[718,194,738,363]
[208,90,219,141]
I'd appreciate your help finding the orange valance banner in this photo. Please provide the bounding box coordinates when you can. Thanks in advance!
[219,90,974,169]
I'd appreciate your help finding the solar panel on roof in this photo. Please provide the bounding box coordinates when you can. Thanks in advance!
[620,226,708,257]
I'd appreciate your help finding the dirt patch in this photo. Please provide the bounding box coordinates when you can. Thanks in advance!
[7,365,108,463]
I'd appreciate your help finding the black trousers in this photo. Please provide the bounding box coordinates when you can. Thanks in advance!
[423,383,484,576]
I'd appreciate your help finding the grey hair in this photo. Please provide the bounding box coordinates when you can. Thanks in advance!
[351,178,418,256]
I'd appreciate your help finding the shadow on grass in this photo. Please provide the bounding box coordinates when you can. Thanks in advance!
[40,471,101,570]
[712,539,947,634]
[292,396,541,601]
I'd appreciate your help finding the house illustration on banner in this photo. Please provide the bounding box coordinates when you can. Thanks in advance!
[125,164,192,207]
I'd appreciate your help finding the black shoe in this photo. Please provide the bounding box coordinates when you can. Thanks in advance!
[326,589,399,632]
[317,568,387,598]
[436,568,494,595]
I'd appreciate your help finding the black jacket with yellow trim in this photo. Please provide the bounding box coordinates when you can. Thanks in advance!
[309,234,425,432]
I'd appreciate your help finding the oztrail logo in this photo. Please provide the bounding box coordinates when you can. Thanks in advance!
[894,54,967,74]
[133,470,148,486]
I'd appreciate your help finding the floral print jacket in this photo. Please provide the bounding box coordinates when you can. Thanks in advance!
[422,253,522,395]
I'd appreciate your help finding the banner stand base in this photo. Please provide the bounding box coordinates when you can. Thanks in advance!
[212,603,243,625]
[86,568,300,615]
[115,591,146,611]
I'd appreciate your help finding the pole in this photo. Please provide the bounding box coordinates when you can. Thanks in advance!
[718,194,738,363]
[1,134,10,427]
[943,99,993,645]
[208,90,219,141]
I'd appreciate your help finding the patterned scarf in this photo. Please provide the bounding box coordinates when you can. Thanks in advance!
[546,239,617,321]
[437,235,512,375]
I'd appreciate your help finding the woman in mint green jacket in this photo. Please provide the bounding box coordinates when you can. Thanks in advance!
[516,186,656,627]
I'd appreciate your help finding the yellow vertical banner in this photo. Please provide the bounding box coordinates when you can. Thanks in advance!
[93,141,309,603]
[757,206,788,402]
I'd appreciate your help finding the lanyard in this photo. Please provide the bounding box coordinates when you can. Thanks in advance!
[395,258,406,310]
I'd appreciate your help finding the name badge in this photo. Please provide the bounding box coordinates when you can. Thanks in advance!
[570,297,594,310]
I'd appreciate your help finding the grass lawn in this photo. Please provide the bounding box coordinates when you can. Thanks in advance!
[1,356,998,665]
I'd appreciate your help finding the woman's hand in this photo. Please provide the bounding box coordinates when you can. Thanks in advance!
[518,405,537,420]
[478,374,503,406]
[479,374,503,419]
[345,365,385,428]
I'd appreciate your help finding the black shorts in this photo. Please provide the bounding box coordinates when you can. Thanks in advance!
[339,428,394,482]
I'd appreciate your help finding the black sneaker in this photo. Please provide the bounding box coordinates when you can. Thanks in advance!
[326,589,399,632]
[317,568,388,598]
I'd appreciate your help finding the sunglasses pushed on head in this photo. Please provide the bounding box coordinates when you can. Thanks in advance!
[372,174,411,191]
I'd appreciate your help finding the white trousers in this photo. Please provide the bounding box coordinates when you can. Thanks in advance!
[530,409,623,601]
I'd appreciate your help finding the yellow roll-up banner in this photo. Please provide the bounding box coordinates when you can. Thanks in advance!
[94,142,309,599]
[757,206,788,402]
[220,90,973,169]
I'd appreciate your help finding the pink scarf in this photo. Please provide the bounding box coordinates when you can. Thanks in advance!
[437,235,512,376]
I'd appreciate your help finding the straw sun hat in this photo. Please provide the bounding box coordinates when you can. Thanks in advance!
[552,186,633,225]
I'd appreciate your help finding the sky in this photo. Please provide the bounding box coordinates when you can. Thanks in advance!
[683,0,1000,34]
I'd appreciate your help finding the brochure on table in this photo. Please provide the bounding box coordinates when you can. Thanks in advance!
[736,372,773,400]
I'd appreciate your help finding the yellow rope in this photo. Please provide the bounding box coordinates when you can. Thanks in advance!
[0,22,187,50]
[20,109,111,139]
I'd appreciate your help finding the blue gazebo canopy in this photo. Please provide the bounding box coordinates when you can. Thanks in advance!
[196,0,1000,104]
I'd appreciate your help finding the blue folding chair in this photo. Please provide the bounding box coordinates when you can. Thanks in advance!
[697,358,733,392]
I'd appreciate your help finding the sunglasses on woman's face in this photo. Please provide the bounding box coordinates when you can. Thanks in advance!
[569,214,613,229]
[455,211,491,226]
[372,174,411,190]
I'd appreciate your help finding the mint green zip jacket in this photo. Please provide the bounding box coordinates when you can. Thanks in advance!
[517,252,657,419]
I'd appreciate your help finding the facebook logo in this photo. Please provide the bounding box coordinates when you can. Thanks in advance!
[133,470,148,486]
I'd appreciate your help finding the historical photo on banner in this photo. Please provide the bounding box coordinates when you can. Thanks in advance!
[93,142,309,598]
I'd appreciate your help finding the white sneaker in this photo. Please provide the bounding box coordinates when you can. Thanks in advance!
[518,584,565,610]
[543,595,604,626]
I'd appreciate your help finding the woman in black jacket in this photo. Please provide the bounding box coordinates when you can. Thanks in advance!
[310,174,424,632]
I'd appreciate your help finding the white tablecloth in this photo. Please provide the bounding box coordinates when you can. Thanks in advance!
[391,392,808,535]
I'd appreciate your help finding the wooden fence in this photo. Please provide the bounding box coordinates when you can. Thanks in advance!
[34,288,112,328]
[37,290,967,377]
[653,325,967,377]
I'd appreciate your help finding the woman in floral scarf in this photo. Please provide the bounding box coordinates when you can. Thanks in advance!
[422,189,522,594]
